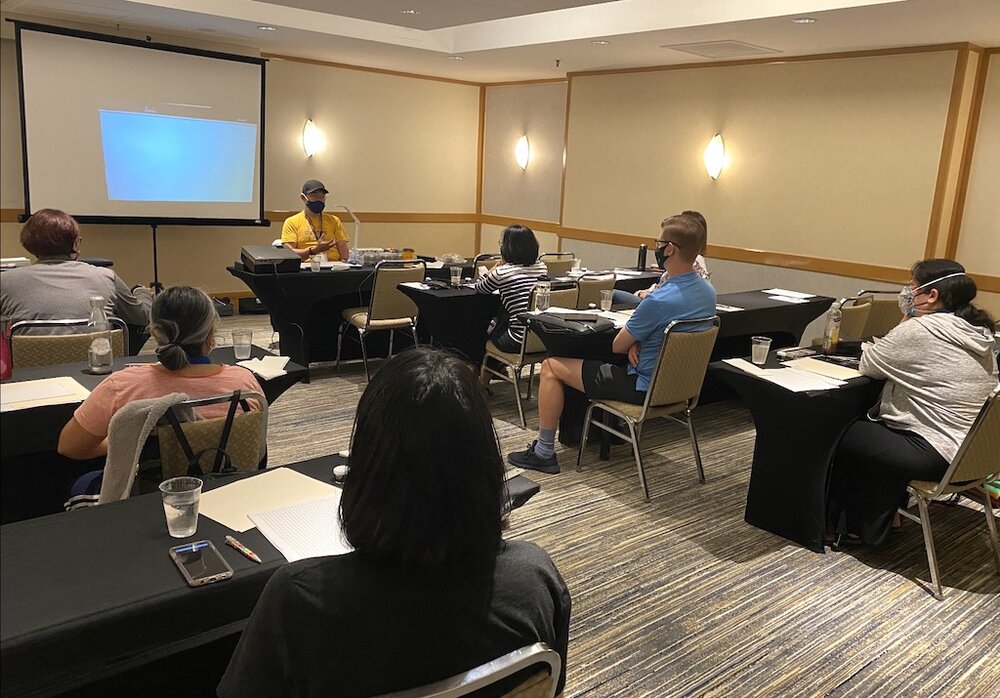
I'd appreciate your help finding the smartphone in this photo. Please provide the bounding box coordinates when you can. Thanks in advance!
[169,540,234,587]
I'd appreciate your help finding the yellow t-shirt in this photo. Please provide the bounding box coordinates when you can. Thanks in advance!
[281,211,349,261]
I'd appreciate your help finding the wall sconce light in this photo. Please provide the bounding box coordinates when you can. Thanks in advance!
[515,135,531,170]
[302,119,325,157]
[704,133,725,180]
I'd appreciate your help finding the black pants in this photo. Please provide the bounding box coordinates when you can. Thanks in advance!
[826,419,948,547]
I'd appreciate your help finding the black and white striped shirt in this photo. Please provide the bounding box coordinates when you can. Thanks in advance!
[474,261,548,344]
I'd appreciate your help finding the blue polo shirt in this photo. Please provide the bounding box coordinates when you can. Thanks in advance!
[625,271,717,391]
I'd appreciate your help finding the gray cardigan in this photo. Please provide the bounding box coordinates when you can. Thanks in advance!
[860,313,998,462]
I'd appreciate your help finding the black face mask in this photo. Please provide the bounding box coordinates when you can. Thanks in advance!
[305,200,325,214]
[655,246,668,269]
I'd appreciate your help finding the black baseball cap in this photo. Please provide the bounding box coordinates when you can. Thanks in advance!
[301,179,329,195]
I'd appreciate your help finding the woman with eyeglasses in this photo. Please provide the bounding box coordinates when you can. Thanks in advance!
[826,259,998,548]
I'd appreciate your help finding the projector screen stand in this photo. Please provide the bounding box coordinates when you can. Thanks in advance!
[149,224,163,293]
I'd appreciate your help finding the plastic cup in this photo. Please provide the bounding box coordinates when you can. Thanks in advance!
[159,476,202,538]
[233,330,252,360]
[310,256,321,272]
[450,266,462,286]
[751,336,772,365]
[571,259,582,273]
[600,289,613,311]
[535,290,551,312]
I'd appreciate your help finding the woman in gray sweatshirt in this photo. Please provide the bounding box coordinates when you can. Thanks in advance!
[826,259,998,547]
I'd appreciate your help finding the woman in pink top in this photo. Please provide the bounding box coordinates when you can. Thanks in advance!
[58,286,263,460]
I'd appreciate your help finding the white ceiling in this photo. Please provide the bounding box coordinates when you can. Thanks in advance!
[1,0,998,82]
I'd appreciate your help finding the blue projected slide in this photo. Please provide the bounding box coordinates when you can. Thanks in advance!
[99,110,257,202]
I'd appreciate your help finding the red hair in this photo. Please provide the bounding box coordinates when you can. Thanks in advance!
[20,209,79,258]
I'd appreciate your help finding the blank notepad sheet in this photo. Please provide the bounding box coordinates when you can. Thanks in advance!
[250,495,354,562]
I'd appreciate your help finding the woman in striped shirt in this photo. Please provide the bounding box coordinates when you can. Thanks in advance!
[474,224,548,353]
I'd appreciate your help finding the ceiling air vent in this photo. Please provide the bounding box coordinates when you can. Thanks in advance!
[661,41,782,59]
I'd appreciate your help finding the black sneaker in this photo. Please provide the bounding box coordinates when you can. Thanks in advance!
[507,441,560,474]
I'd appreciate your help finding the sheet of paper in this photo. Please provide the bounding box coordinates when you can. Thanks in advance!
[250,495,353,562]
[0,377,91,412]
[424,261,444,269]
[716,304,744,312]
[237,355,290,380]
[614,270,644,277]
[768,295,809,304]
[399,281,431,290]
[721,358,845,392]
[784,357,864,380]
[200,467,342,532]
[761,288,816,299]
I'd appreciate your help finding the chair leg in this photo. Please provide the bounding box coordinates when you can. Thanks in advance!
[685,409,706,484]
[411,321,419,347]
[576,403,595,472]
[526,362,537,400]
[359,330,370,382]
[627,420,649,502]
[388,329,395,358]
[915,496,943,600]
[335,323,346,372]
[981,487,1000,575]
[513,376,526,429]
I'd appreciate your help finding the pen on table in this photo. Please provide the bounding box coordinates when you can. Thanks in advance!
[225,535,262,563]
[173,541,210,554]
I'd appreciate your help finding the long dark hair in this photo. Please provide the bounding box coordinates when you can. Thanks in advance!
[911,259,995,332]
[341,347,506,569]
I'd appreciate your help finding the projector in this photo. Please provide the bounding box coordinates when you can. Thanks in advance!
[240,245,300,273]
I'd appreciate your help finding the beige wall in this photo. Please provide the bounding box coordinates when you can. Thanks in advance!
[562,52,958,269]
[958,52,1000,277]
[0,41,481,293]
[481,82,567,223]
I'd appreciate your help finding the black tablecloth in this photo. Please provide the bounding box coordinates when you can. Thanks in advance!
[711,356,884,552]
[0,457,540,697]
[228,264,427,366]
[397,285,500,363]
[0,347,307,524]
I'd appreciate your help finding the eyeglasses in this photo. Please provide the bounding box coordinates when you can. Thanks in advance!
[655,239,679,250]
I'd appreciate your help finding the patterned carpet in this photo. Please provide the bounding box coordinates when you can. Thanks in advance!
[215,315,1000,697]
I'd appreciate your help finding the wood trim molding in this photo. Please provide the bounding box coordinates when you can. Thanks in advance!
[479,214,561,235]
[475,85,486,254]
[946,49,993,259]
[968,273,1000,294]
[568,43,974,78]
[925,47,975,258]
[0,208,22,224]
[558,76,573,230]
[261,52,480,86]
[264,210,478,224]
[485,78,568,87]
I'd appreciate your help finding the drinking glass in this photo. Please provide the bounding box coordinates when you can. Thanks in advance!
[233,330,252,360]
[159,476,203,538]
[600,289,613,311]
[751,336,772,365]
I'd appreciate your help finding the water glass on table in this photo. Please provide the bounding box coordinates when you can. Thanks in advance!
[159,476,203,538]
[450,266,462,287]
[233,330,252,360]
[751,336,772,365]
[600,289,613,312]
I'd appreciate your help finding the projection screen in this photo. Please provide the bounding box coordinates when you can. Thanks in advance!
[15,22,266,225]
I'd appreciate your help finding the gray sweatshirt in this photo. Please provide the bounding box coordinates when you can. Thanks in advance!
[860,312,998,462]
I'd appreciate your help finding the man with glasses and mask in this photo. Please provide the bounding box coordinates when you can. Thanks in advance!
[281,179,350,262]
[612,211,710,309]
[508,215,716,474]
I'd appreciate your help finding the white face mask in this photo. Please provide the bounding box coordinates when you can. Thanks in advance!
[897,272,966,317]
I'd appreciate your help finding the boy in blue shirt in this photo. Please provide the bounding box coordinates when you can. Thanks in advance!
[508,215,716,473]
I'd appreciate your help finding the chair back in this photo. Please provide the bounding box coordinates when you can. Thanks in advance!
[839,297,873,339]
[855,291,901,339]
[473,254,502,278]
[539,253,575,277]
[156,391,268,479]
[379,642,561,698]
[644,317,721,412]
[946,388,1000,485]
[576,273,616,309]
[367,260,426,323]
[10,318,128,369]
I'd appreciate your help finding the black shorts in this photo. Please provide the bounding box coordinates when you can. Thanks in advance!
[580,360,646,405]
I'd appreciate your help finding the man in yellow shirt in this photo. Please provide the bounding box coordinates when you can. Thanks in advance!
[282,180,350,262]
